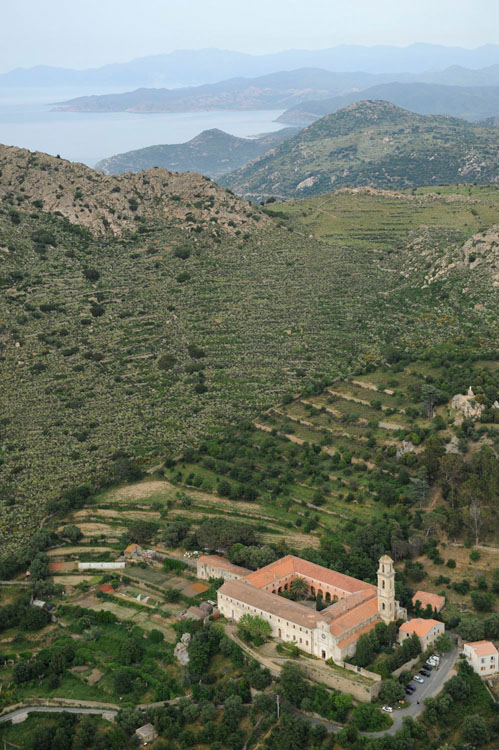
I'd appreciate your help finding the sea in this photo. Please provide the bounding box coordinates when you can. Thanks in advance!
[0,86,285,168]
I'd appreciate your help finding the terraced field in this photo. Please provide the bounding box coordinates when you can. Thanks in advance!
[1,147,498,560]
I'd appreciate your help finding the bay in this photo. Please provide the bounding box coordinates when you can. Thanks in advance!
[0,86,284,167]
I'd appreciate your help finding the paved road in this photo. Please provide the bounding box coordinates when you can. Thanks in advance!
[301,640,459,737]
[0,706,117,724]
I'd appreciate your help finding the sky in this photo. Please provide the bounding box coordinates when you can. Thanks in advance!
[2,0,498,73]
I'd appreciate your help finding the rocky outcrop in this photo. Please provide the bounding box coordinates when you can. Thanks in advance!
[174,632,191,665]
[451,389,485,423]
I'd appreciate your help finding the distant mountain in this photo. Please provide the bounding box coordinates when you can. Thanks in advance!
[54,67,499,115]
[223,100,499,200]
[479,115,499,126]
[95,127,299,178]
[2,44,499,87]
[54,68,390,113]
[277,82,499,125]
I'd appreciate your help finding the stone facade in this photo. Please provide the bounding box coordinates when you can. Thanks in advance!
[197,554,250,581]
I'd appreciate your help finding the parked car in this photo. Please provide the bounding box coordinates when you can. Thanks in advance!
[424,663,433,671]
[420,669,431,677]
[413,675,424,683]
[406,684,416,692]
[382,706,393,713]
[405,687,413,695]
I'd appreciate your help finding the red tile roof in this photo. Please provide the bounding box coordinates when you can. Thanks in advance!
[465,640,498,657]
[412,590,445,612]
[337,618,380,649]
[198,555,251,577]
[399,618,443,638]
[329,594,378,636]
[243,555,374,595]
[220,579,321,629]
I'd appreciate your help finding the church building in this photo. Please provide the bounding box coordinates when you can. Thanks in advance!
[216,553,406,662]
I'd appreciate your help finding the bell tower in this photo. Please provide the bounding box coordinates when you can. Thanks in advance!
[377,555,395,624]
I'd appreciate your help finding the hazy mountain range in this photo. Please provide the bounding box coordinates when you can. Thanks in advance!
[2,44,499,88]
[54,67,499,120]
[277,81,499,124]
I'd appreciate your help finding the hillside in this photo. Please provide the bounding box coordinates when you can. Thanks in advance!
[95,127,299,178]
[0,146,498,558]
[277,82,499,125]
[0,144,266,236]
[223,101,499,199]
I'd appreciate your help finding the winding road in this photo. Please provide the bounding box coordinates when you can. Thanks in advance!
[0,642,459,737]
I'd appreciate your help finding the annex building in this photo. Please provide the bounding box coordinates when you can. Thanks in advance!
[214,554,406,662]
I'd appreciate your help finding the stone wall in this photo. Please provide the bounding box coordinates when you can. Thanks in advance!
[273,657,381,702]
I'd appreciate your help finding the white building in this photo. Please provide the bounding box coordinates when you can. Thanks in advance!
[463,641,499,677]
[398,618,445,650]
[78,562,126,571]
[217,554,406,662]
[197,554,251,581]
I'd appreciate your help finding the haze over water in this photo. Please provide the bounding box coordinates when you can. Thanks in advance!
[0,87,285,167]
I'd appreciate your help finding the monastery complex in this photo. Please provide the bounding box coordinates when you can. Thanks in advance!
[198,553,407,662]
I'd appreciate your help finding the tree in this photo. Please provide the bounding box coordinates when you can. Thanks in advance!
[61,524,83,543]
[279,662,308,706]
[23,606,51,631]
[114,669,133,694]
[289,577,309,601]
[128,520,157,545]
[354,633,374,667]
[421,384,443,418]
[352,703,389,731]
[237,614,272,643]
[471,591,494,612]
[435,633,453,653]
[148,629,164,644]
[379,678,405,705]
[119,638,144,666]
[458,618,485,642]
[195,517,257,551]
[467,498,484,546]
[29,552,50,581]
[461,715,489,746]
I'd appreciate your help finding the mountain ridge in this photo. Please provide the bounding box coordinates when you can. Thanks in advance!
[0,143,267,236]
[95,127,299,178]
[223,100,499,199]
[277,81,499,124]
[3,43,499,87]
